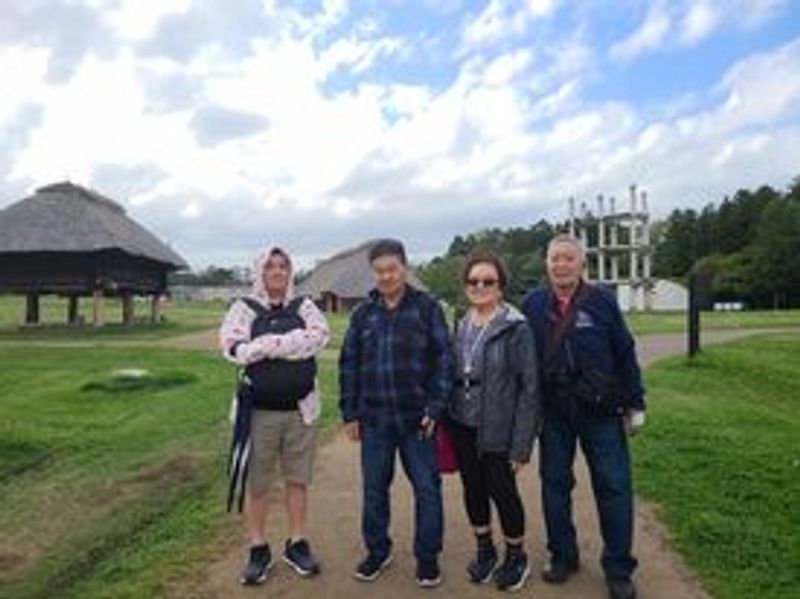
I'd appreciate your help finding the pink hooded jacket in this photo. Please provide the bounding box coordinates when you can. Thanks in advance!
[219,245,330,424]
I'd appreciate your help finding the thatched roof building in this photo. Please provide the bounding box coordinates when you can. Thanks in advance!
[295,240,426,313]
[0,182,187,326]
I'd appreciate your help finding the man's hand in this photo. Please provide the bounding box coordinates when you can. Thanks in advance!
[510,460,524,474]
[623,409,646,436]
[419,415,436,439]
[344,421,361,442]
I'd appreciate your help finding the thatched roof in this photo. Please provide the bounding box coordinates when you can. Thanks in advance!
[296,239,425,299]
[0,182,186,268]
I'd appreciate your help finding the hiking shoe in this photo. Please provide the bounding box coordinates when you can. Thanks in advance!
[416,558,442,588]
[494,551,530,592]
[354,553,393,582]
[283,538,321,577]
[240,543,272,585]
[541,558,579,584]
[467,543,498,583]
[607,577,637,599]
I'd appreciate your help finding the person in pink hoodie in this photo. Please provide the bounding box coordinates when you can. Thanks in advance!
[219,245,330,586]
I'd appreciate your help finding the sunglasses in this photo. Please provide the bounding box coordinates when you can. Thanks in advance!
[466,278,499,289]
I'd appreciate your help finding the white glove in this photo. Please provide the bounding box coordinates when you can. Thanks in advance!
[624,409,646,436]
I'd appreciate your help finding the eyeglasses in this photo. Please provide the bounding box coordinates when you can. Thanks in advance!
[466,278,499,289]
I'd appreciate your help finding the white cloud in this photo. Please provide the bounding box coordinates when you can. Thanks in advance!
[735,0,788,27]
[104,0,191,41]
[610,3,671,62]
[0,1,797,268]
[481,48,534,86]
[611,0,789,61]
[679,1,718,45]
[460,0,558,52]
[318,36,405,77]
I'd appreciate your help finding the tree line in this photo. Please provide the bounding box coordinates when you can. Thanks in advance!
[653,177,800,308]
[419,176,800,309]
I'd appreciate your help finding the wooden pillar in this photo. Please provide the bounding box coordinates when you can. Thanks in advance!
[150,295,162,324]
[122,293,134,326]
[25,293,40,325]
[67,296,79,325]
[92,289,105,327]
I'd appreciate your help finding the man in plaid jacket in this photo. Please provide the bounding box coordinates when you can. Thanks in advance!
[339,238,453,588]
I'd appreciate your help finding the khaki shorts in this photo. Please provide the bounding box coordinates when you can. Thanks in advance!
[249,410,317,495]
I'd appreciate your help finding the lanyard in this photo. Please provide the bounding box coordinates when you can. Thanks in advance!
[461,308,498,375]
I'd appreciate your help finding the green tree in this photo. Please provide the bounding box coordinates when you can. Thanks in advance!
[751,198,800,308]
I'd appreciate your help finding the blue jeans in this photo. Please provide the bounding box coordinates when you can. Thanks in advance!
[361,425,443,562]
[539,410,638,579]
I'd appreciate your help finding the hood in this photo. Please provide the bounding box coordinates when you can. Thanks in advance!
[252,244,295,306]
[459,302,527,340]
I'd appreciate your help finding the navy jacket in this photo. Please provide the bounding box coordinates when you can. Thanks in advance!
[521,283,645,412]
[339,285,454,433]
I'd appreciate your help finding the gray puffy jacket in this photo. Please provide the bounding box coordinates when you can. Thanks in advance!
[449,305,542,463]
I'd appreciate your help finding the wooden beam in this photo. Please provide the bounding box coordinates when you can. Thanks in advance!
[25,293,40,325]
[92,289,105,327]
[67,296,79,325]
[122,293,134,326]
[150,294,162,324]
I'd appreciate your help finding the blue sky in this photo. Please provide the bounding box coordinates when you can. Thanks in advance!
[0,0,799,268]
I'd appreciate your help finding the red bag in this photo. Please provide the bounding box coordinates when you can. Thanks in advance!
[436,424,458,474]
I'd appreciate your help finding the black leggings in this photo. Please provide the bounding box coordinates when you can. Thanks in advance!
[449,421,525,539]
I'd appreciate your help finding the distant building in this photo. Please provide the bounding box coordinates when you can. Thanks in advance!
[569,185,685,312]
[617,279,688,312]
[0,182,187,326]
[170,285,250,303]
[295,240,426,312]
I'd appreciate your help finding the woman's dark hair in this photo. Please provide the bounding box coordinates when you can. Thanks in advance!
[462,247,509,290]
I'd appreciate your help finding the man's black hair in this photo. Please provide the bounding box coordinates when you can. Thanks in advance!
[369,238,407,265]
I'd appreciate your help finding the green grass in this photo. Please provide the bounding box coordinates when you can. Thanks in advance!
[0,346,340,599]
[626,309,800,335]
[633,334,800,599]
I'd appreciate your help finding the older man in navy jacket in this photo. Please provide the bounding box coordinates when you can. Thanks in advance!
[522,234,645,599]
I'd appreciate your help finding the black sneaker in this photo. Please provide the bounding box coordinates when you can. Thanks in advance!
[283,539,321,577]
[416,558,442,588]
[354,553,393,582]
[240,543,272,585]
[494,551,530,592]
[541,558,579,584]
[467,543,498,583]
[607,577,637,599]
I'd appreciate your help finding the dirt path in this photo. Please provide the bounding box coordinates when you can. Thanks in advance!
[192,328,800,599]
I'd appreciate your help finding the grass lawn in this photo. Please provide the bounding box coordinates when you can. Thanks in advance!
[0,296,356,345]
[0,346,340,598]
[0,295,227,342]
[3,295,799,343]
[626,309,800,335]
[634,334,800,599]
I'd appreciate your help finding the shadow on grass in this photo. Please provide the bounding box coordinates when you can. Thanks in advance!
[0,439,49,483]
[81,371,197,394]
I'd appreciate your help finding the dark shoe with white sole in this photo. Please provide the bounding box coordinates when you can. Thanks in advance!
[283,539,321,577]
[240,543,273,585]
[354,553,393,582]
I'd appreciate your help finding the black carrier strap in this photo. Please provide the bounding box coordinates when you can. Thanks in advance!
[544,282,593,367]
[240,296,305,317]
[240,295,316,410]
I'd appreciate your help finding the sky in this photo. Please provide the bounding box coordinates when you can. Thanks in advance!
[1,0,799,269]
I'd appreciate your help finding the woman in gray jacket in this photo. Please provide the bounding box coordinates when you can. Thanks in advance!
[448,247,541,592]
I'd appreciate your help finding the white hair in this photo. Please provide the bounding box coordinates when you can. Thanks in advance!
[547,233,586,261]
